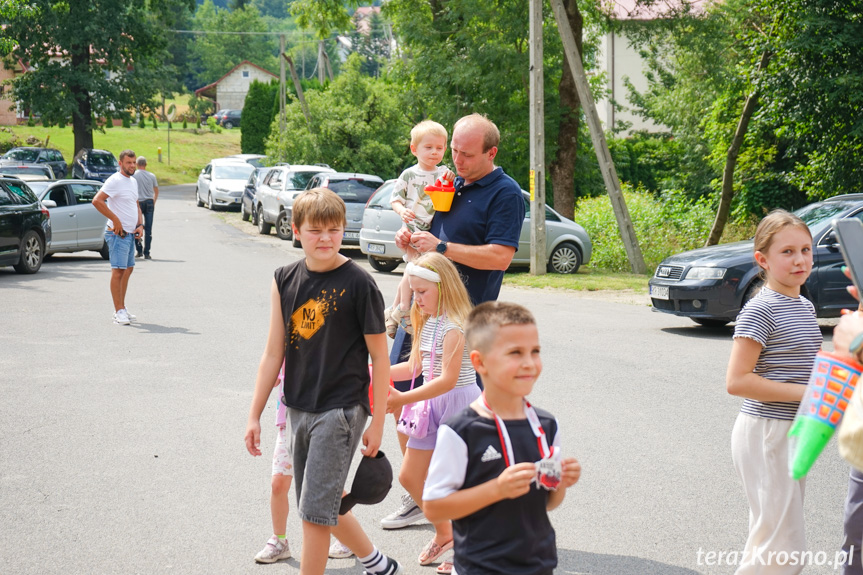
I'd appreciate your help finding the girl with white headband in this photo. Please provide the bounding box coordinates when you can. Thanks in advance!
[385,252,479,574]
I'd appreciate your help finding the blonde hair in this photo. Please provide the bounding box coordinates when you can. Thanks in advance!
[410,120,448,147]
[753,209,811,277]
[465,301,536,354]
[292,187,346,230]
[407,252,473,371]
[453,113,500,152]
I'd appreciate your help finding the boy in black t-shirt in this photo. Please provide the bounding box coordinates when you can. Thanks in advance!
[245,188,401,575]
[422,302,581,575]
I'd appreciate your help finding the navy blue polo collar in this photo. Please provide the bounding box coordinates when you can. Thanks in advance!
[454,166,503,191]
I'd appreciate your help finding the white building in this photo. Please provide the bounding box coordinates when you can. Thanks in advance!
[195,60,278,111]
[595,0,708,134]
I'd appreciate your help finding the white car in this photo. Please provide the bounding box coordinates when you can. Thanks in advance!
[359,183,593,274]
[28,179,109,259]
[255,164,335,240]
[196,159,256,210]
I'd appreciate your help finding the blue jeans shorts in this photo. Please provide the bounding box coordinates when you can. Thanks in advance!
[105,231,135,269]
[288,405,367,526]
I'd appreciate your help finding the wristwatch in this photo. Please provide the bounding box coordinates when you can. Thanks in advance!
[436,241,448,255]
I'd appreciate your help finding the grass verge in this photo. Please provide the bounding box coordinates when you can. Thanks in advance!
[503,266,650,292]
[3,125,242,186]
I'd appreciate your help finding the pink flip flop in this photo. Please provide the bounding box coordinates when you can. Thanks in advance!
[418,538,454,566]
[436,559,453,574]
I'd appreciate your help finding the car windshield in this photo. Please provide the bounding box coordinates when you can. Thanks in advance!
[328,179,380,204]
[1,166,50,176]
[213,164,255,180]
[88,153,117,168]
[4,149,39,162]
[286,171,319,191]
[794,200,860,228]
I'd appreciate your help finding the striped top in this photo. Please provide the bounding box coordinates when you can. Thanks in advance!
[420,314,476,388]
[733,286,822,420]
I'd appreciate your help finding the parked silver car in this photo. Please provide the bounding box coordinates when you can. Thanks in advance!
[304,171,384,247]
[28,179,109,259]
[195,159,256,210]
[359,182,592,273]
[256,164,335,240]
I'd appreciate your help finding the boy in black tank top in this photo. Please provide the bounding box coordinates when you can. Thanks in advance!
[422,302,581,575]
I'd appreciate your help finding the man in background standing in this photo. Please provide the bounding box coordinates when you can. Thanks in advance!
[133,156,159,260]
[92,149,142,325]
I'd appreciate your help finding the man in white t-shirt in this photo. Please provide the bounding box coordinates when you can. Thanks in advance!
[93,149,143,325]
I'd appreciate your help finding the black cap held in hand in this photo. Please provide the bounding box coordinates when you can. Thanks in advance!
[339,450,393,515]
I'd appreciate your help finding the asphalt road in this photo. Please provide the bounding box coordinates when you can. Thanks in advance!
[0,184,852,575]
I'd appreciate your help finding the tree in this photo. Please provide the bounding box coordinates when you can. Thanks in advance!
[266,54,409,176]
[349,11,391,77]
[628,0,863,242]
[241,79,278,154]
[190,0,278,85]
[0,0,34,54]
[5,0,194,154]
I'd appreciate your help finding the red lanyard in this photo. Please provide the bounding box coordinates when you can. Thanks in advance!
[482,393,553,467]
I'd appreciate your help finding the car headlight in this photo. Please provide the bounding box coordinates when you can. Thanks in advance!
[685,266,726,280]
[214,187,228,193]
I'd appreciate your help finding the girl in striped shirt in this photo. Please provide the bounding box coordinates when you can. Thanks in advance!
[385,252,480,574]
[726,209,822,574]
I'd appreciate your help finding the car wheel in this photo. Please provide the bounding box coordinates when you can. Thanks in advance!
[368,256,400,273]
[251,204,260,226]
[547,242,582,274]
[292,236,301,249]
[241,201,250,222]
[208,192,217,211]
[692,318,729,328]
[13,230,44,274]
[275,211,292,241]
[99,241,110,260]
[258,213,272,235]
[195,188,204,207]
[224,121,233,129]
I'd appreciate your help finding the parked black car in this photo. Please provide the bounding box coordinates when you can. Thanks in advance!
[0,176,51,274]
[218,109,242,129]
[0,147,67,178]
[71,149,119,183]
[648,194,863,327]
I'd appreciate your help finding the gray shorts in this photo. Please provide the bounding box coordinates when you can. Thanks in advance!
[288,405,367,526]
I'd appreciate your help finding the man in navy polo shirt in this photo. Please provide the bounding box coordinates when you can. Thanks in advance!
[382,114,524,532]
[397,113,524,304]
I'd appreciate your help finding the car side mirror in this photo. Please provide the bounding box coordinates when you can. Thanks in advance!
[41,199,57,208]
[822,230,839,250]
[203,174,211,180]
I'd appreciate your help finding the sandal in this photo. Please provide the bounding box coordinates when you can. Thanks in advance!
[418,538,453,566]
[384,307,398,339]
[436,559,453,574]
[391,305,414,336]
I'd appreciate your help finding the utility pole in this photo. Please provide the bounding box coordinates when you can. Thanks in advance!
[529,0,546,275]
[549,0,647,274]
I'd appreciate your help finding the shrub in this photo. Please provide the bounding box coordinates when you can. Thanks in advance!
[182,118,187,129]
[151,115,158,129]
[138,114,145,129]
[573,186,718,272]
[122,115,131,128]
[206,116,221,134]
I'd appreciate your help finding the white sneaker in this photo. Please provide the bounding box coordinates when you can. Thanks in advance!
[381,492,425,529]
[328,538,354,559]
[113,309,130,325]
[122,308,136,321]
[254,535,291,564]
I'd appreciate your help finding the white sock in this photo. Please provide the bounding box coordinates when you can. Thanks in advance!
[359,548,387,573]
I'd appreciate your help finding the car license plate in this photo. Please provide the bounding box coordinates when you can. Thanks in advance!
[344,231,359,239]
[367,243,385,254]
[650,285,669,300]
